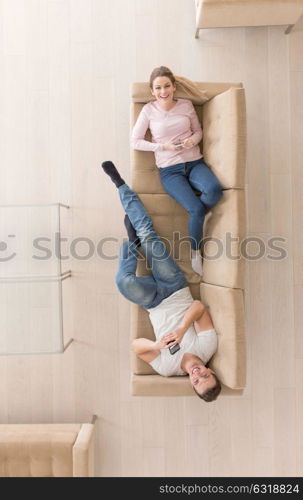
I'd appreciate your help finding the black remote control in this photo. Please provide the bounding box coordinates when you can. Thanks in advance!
[169,343,180,355]
[167,340,181,355]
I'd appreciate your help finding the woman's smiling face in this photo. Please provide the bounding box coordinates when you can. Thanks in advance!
[151,76,176,105]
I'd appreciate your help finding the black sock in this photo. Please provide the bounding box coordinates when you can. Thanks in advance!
[101,161,125,188]
[124,215,140,247]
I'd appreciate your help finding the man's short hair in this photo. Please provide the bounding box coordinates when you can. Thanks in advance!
[194,373,221,402]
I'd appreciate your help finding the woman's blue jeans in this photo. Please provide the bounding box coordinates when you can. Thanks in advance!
[159,158,223,250]
[116,184,188,309]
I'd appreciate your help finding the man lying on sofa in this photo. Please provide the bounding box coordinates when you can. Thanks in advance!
[102,161,221,402]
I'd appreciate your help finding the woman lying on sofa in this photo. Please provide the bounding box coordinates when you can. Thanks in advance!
[131,66,223,277]
[102,160,221,403]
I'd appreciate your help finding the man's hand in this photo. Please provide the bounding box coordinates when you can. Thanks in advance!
[154,337,171,350]
[162,327,186,348]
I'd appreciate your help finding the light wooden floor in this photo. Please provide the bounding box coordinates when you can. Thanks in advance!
[0,0,303,477]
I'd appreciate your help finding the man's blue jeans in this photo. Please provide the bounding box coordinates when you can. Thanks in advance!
[159,158,223,250]
[116,184,188,310]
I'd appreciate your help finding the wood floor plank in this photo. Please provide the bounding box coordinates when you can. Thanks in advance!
[268,28,291,175]
[6,357,32,423]
[294,286,303,359]
[143,447,166,477]
[253,447,274,477]
[289,71,303,286]
[141,398,166,448]
[185,424,209,477]
[97,417,122,477]
[208,398,232,477]
[52,346,75,423]
[70,0,92,44]
[163,399,186,477]
[0,356,8,422]
[230,399,253,477]
[113,0,136,173]
[274,388,296,477]
[94,293,122,476]
[2,0,26,55]
[25,0,48,91]
[270,175,295,389]
[244,28,271,234]
[183,397,209,426]
[2,54,28,204]
[295,360,303,476]
[270,174,292,237]
[48,0,71,206]
[29,356,53,423]
[270,255,295,390]
[120,400,144,477]
[27,91,50,203]
[288,17,303,71]
[134,14,158,79]
[248,241,274,450]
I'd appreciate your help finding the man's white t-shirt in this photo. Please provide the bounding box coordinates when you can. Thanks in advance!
[147,287,218,377]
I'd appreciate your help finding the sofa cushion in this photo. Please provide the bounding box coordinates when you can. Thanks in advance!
[200,283,246,389]
[202,87,246,189]
[136,193,202,284]
[133,191,246,289]
[202,188,246,289]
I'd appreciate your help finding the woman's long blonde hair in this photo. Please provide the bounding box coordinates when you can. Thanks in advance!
[149,66,208,102]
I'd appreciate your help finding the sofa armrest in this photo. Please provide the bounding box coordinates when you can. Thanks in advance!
[131,374,245,396]
[202,87,246,189]
[72,424,95,477]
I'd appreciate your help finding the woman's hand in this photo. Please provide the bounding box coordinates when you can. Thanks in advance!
[182,138,194,149]
[162,327,186,347]
[163,140,184,152]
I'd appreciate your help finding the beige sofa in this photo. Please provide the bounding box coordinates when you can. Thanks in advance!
[194,0,303,37]
[130,81,246,397]
[0,421,96,477]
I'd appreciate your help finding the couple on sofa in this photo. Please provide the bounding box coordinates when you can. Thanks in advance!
[102,66,223,402]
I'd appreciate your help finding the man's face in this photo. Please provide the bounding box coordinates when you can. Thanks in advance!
[189,364,217,397]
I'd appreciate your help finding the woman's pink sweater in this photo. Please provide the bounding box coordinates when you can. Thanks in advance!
[131,98,203,168]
